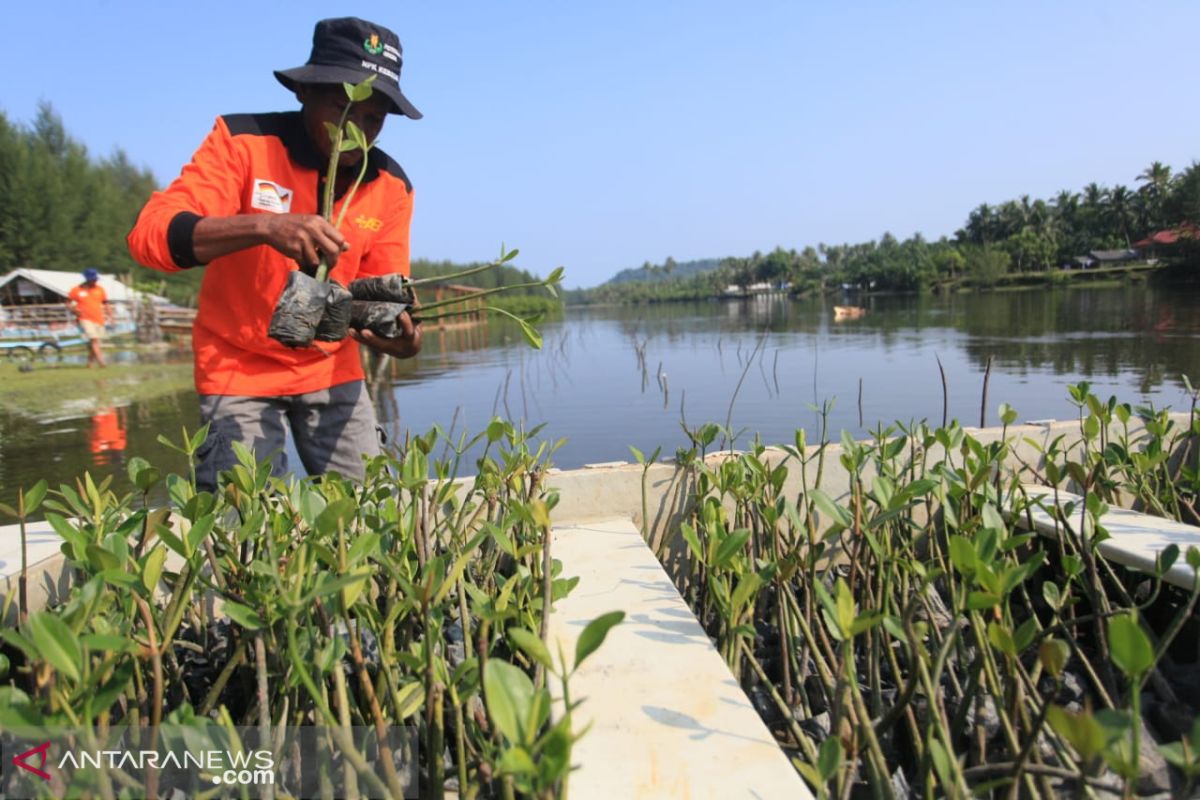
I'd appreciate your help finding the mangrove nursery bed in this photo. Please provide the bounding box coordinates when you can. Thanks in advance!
[661,386,1200,798]
[0,422,622,799]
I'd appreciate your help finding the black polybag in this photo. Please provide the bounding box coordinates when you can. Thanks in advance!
[267,271,353,348]
[349,301,408,339]
[347,274,414,305]
[314,281,352,342]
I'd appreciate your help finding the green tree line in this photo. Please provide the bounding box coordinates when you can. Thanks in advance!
[572,160,1200,305]
[0,103,157,270]
[0,103,208,303]
[411,257,563,316]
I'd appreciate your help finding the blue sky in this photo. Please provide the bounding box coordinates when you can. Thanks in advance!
[3,1,1197,288]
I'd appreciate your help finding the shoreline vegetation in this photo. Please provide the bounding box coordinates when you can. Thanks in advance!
[567,159,1199,306]
[567,260,1175,309]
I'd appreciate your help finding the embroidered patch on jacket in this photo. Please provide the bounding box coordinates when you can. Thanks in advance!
[354,215,383,231]
[251,180,293,213]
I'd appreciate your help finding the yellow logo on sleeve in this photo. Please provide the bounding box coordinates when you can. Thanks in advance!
[354,215,383,231]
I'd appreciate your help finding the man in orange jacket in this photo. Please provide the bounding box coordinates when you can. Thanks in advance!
[128,17,422,489]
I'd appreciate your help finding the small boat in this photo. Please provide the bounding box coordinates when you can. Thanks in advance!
[833,305,866,321]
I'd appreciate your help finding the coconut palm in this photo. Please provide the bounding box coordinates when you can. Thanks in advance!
[1137,161,1172,192]
[1136,161,1173,232]
[1082,182,1107,210]
[961,203,996,244]
[1107,185,1136,246]
[1048,190,1086,261]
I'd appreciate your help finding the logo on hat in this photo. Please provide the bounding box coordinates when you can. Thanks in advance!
[275,17,423,119]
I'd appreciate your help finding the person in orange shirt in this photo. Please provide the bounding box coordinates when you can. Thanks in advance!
[66,268,109,368]
[127,17,422,490]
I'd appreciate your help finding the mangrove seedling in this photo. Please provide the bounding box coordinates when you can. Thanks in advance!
[268,75,564,352]
[352,246,566,350]
[268,76,378,348]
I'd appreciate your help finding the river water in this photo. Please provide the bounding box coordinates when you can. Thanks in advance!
[1,282,1196,507]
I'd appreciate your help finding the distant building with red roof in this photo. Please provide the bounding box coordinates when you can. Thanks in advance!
[1133,223,1200,249]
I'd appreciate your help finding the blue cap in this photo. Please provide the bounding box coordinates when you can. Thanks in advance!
[83,268,99,282]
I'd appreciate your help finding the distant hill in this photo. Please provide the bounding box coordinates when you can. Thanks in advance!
[603,258,721,286]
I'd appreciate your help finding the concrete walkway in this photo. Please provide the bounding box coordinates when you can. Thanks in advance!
[1021,485,1200,590]
[547,516,811,800]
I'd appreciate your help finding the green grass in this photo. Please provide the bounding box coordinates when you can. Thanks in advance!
[0,360,192,417]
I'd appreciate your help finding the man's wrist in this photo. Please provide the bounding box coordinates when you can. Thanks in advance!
[250,213,273,245]
[192,214,276,264]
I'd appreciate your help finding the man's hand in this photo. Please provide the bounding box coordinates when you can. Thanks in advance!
[349,309,422,358]
[192,214,350,268]
[260,214,349,271]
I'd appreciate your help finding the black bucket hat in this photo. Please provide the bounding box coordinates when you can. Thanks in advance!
[275,17,422,119]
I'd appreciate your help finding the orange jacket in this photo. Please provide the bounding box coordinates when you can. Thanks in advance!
[68,283,107,324]
[127,112,414,396]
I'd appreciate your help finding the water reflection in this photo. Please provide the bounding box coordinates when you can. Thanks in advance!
[1,283,1196,508]
[380,283,1200,469]
[0,389,195,511]
[89,407,127,467]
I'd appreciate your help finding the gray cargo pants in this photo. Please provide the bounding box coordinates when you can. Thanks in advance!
[196,380,382,491]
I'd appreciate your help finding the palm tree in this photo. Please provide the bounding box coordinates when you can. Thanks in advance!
[962,203,995,244]
[1137,161,1172,192]
[1136,161,1173,232]
[1107,185,1135,246]
[1050,190,1083,260]
[997,199,1029,239]
[1080,183,1108,247]
[1053,190,1078,219]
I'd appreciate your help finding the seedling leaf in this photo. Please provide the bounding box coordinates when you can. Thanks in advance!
[23,480,49,514]
[27,612,82,683]
[224,601,265,630]
[1107,614,1154,677]
[1047,705,1109,761]
[483,659,533,744]
[344,75,377,102]
[574,610,624,671]
[818,735,843,781]
[1039,637,1070,678]
[518,319,543,350]
[507,628,553,672]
